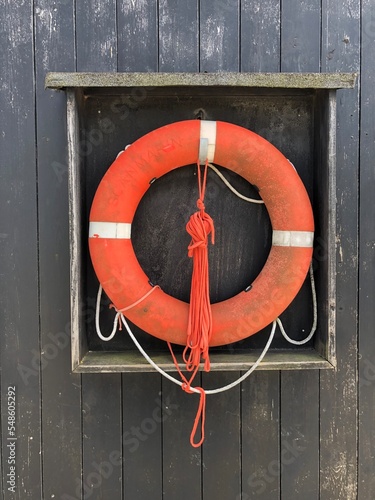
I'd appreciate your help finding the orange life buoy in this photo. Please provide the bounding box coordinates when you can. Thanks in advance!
[89,120,314,346]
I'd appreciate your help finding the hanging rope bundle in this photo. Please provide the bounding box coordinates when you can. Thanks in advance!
[183,160,215,373]
[167,159,214,447]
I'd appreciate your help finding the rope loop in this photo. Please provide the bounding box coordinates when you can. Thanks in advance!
[95,284,159,341]
[189,387,206,448]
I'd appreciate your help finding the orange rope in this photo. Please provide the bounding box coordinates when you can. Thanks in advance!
[167,159,214,447]
[184,160,215,373]
[167,342,206,448]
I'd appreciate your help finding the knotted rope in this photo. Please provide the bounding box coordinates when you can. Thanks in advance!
[168,159,214,447]
[183,159,215,372]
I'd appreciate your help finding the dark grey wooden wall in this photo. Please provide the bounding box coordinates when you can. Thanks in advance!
[0,1,373,499]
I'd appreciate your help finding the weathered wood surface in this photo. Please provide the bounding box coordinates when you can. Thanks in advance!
[0,1,369,499]
[162,375,202,500]
[241,371,280,499]
[1,2,40,499]
[279,2,321,498]
[320,2,360,499]
[241,0,280,72]
[359,0,375,498]
[118,0,158,72]
[123,374,163,499]
[34,1,82,498]
[45,71,357,89]
[76,3,124,499]
[77,349,332,372]
[240,8,281,496]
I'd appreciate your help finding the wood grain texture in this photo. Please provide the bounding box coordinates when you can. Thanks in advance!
[117,0,158,72]
[281,0,321,72]
[122,374,163,500]
[76,0,117,72]
[241,372,280,499]
[239,4,282,500]
[34,1,83,498]
[320,1,360,499]
[200,0,240,72]
[82,375,122,499]
[162,376,202,500]
[202,372,241,499]
[281,372,319,498]
[158,0,199,72]
[358,0,375,497]
[0,1,40,498]
[241,0,280,72]
[280,2,321,498]
[75,3,123,498]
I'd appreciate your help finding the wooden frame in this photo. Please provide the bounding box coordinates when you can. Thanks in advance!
[45,72,356,373]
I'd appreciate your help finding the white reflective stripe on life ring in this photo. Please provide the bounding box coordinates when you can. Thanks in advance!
[89,222,131,239]
[272,230,314,248]
[199,120,217,164]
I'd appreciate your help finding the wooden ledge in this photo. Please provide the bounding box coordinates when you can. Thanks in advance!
[45,71,357,90]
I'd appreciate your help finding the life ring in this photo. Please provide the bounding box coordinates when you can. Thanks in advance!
[89,120,314,346]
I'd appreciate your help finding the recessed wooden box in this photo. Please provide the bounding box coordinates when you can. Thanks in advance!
[45,72,356,373]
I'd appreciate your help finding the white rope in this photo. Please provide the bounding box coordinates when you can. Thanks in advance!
[95,285,121,341]
[95,278,277,393]
[120,313,276,395]
[94,159,317,392]
[276,263,317,344]
[208,163,265,204]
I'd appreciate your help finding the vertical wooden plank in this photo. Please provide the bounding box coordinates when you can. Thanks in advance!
[76,0,117,72]
[202,373,241,499]
[359,0,374,498]
[240,4,281,500]
[34,1,82,499]
[281,0,320,72]
[117,4,163,499]
[123,374,163,500]
[280,372,319,498]
[320,2,360,499]
[75,2,123,499]
[0,1,41,498]
[280,1,321,498]
[81,375,122,499]
[117,0,158,72]
[159,0,199,72]
[200,0,240,72]
[241,0,280,72]
[199,3,242,498]
[67,88,86,374]
[240,372,280,500]
[162,376,202,500]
